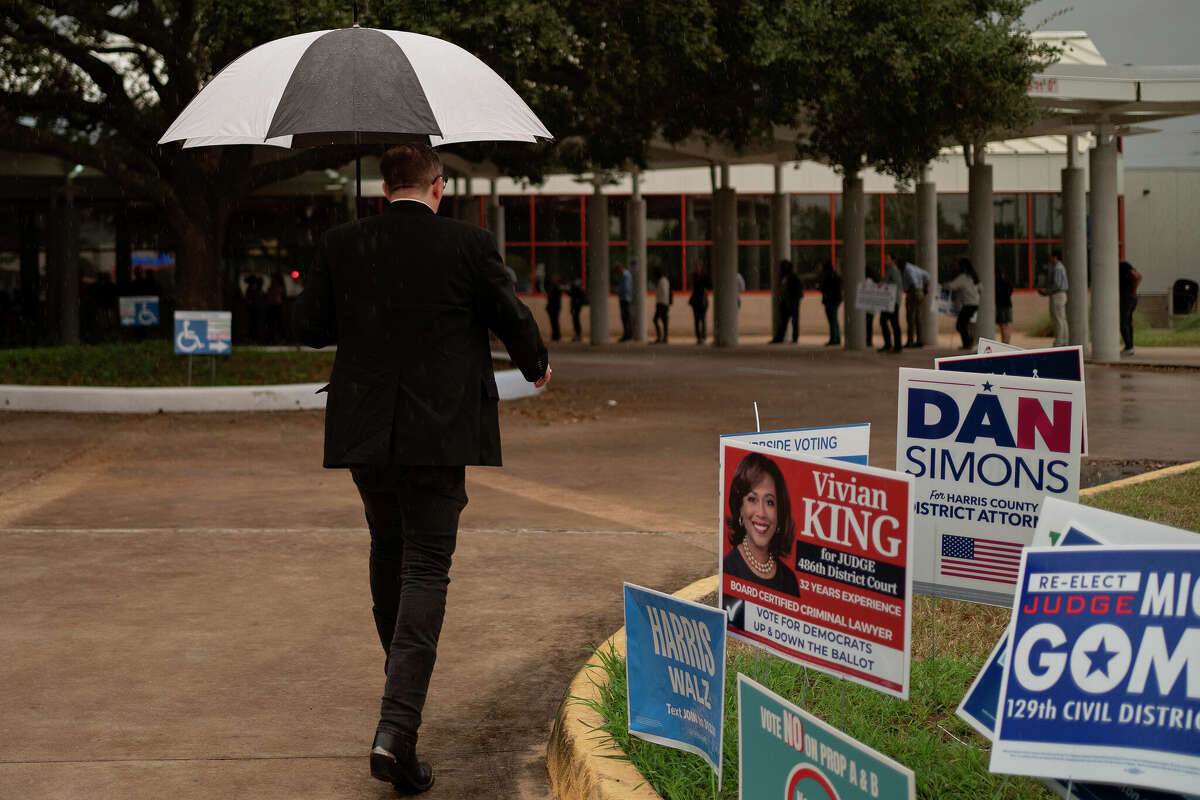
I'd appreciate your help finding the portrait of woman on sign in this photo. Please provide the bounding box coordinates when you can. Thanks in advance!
[722,452,799,629]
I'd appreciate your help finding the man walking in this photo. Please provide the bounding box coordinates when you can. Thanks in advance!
[901,256,931,347]
[1040,250,1070,346]
[617,260,634,342]
[295,144,549,795]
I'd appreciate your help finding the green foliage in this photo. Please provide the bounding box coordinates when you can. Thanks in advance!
[0,340,335,387]
[1082,467,1200,532]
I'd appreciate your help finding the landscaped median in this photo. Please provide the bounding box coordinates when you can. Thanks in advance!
[548,463,1200,800]
[0,342,539,412]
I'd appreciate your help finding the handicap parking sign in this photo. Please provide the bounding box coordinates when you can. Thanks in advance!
[119,296,160,327]
[174,310,233,355]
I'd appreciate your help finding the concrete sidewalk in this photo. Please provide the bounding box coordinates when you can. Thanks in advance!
[2,341,1197,799]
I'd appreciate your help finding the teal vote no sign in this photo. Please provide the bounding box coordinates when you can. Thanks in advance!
[737,675,914,800]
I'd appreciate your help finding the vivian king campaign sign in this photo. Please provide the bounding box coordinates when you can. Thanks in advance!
[721,423,871,466]
[896,368,1084,606]
[991,546,1200,796]
[720,441,915,698]
[738,674,915,800]
[624,583,726,780]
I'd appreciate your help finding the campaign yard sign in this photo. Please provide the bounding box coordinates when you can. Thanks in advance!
[738,674,915,800]
[720,441,915,698]
[991,546,1200,796]
[623,583,726,780]
[935,344,1087,455]
[721,423,870,466]
[896,367,1084,606]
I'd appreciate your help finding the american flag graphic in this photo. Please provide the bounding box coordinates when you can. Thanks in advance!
[940,534,1024,585]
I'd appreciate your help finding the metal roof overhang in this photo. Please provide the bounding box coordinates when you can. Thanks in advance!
[1027,64,1200,136]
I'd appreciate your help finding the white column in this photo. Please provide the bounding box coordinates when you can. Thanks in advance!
[487,179,505,260]
[842,173,866,350]
[1090,129,1121,362]
[770,162,789,341]
[1062,136,1089,350]
[587,180,609,345]
[627,171,648,343]
[916,167,939,347]
[968,149,995,340]
[713,183,739,347]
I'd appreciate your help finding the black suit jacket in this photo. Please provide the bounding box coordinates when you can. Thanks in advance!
[295,200,547,468]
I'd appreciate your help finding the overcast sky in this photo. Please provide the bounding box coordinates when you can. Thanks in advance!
[1022,0,1200,167]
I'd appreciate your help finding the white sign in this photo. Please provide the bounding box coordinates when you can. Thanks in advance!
[896,367,1084,606]
[855,281,894,314]
[976,337,1023,354]
[721,424,870,465]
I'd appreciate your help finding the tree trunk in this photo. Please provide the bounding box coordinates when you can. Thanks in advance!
[167,197,228,311]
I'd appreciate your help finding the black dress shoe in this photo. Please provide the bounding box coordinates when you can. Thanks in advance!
[371,731,435,794]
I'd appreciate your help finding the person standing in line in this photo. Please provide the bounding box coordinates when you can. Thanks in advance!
[294,144,549,794]
[772,260,802,343]
[617,260,634,342]
[688,264,710,343]
[945,257,981,350]
[568,278,587,342]
[1039,250,1069,347]
[652,268,671,343]
[995,268,1014,345]
[1119,260,1142,356]
[878,253,903,353]
[901,257,931,347]
[819,261,841,346]
[545,274,563,342]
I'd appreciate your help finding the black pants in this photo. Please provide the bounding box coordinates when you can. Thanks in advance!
[653,304,669,341]
[691,304,707,341]
[823,302,840,344]
[780,300,800,342]
[570,307,582,339]
[865,313,874,346]
[956,304,978,348]
[880,305,901,351]
[547,308,561,341]
[1120,297,1137,350]
[619,300,632,340]
[350,465,468,740]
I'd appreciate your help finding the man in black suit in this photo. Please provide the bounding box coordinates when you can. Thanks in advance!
[295,144,549,794]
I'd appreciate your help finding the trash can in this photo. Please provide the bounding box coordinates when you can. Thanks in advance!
[1173,279,1198,315]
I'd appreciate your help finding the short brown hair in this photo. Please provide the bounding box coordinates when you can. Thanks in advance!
[380,144,441,192]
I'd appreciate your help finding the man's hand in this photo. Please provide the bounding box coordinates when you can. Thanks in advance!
[534,366,552,388]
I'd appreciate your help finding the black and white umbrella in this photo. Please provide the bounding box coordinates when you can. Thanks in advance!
[158,26,552,149]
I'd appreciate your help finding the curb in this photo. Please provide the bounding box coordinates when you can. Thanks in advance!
[546,465,1200,800]
[547,575,717,800]
[0,369,541,413]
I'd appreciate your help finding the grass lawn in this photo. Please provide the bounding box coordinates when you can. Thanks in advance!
[584,466,1200,800]
[0,341,335,386]
[1026,310,1200,346]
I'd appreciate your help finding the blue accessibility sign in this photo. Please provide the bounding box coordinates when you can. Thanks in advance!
[119,295,160,327]
[174,310,233,355]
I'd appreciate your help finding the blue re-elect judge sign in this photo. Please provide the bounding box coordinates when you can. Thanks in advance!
[624,583,726,781]
[991,546,1200,795]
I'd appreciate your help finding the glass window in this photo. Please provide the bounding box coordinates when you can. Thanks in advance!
[936,243,970,284]
[534,196,581,242]
[737,196,772,241]
[645,196,683,241]
[937,194,970,239]
[791,195,831,241]
[685,245,711,289]
[864,194,884,241]
[885,244,917,268]
[995,242,1026,290]
[791,244,832,289]
[994,194,1026,240]
[686,196,713,241]
[833,244,883,280]
[737,244,771,291]
[539,246,582,291]
[883,193,916,241]
[505,246,533,292]
[647,244,683,290]
[1031,193,1062,239]
[608,196,628,242]
[501,196,531,242]
[833,195,879,243]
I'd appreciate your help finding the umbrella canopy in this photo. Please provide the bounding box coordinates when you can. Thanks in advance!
[159,27,552,149]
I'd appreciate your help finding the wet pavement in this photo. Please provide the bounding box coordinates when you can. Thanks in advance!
[1,339,1197,799]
